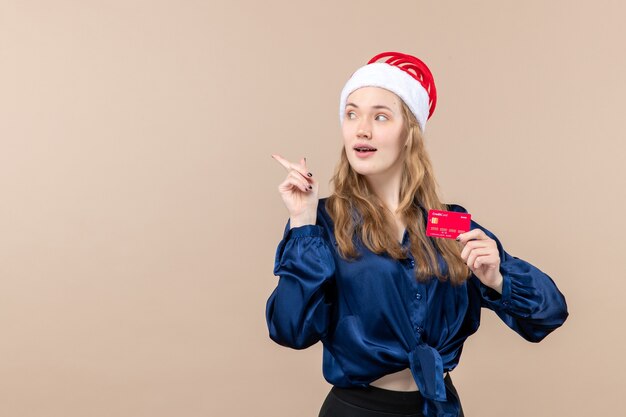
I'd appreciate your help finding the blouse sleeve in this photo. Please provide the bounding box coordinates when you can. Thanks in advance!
[463,210,569,343]
[265,218,337,350]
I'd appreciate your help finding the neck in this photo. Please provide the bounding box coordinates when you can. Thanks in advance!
[364,165,403,214]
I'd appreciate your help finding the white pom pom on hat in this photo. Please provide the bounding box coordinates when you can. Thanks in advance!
[339,52,437,132]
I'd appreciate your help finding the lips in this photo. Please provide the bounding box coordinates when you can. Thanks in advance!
[354,145,377,159]
[354,143,377,152]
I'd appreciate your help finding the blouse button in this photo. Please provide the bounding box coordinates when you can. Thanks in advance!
[409,259,415,268]
[415,326,423,333]
[415,293,422,300]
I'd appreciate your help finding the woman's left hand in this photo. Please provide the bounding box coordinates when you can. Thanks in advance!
[456,229,504,293]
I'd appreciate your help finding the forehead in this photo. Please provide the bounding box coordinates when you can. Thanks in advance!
[346,86,401,109]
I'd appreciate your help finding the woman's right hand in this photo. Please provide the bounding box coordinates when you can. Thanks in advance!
[271,154,318,227]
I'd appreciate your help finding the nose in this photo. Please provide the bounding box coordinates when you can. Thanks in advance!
[357,129,371,139]
[357,121,371,139]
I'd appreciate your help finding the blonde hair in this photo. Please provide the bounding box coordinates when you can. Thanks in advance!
[326,99,472,285]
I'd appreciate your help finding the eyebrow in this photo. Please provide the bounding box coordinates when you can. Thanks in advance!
[345,102,394,113]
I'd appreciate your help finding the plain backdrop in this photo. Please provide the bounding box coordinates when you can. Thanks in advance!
[1,1,624,416]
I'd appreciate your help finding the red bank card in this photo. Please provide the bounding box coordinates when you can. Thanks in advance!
[426,209,471,239]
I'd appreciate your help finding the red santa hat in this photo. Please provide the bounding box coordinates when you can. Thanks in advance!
[339,51,437,132]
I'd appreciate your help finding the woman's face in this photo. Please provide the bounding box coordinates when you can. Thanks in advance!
[342,87,407,181]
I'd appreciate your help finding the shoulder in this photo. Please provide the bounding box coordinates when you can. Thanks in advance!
[444,203,469,214]
[318,196,332,215]
[317,197,333,225]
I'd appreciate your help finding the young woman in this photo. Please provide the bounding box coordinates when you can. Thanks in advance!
[266,51,568,417]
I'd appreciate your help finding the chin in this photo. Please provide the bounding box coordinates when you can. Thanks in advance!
[349,164,376,177]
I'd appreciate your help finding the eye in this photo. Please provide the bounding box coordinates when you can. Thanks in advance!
[346,111,356,119]
[375,114,389,121]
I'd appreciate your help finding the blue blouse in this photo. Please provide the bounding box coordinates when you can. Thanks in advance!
[265,197,569,417]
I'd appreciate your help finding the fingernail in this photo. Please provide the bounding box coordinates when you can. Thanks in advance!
[307,172,313,177]
[455,235,461,241]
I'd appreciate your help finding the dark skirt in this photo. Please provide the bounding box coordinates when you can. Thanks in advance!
[318,372,464,417]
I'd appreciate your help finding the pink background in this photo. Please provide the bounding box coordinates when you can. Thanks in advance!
[1,1,623,416]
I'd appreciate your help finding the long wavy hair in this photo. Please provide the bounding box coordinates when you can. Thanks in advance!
[326,98,472,286]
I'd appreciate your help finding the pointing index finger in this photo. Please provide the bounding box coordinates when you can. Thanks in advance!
[271,153,312,180]
[271,154,291,170]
